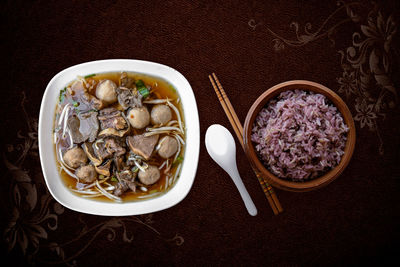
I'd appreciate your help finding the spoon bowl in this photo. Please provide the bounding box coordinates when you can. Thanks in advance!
[205,124,257,216]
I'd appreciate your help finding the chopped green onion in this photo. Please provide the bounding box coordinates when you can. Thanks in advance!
[135,80,145,88]
[99,175,105,179]
[138,87,150,98]
[111,176,118,182]
[132,166,139,173]
[59,88,66,103]
[72,101,79,107]
[84,73,96,79]
[136,80,150,99]
[174,156,184,164]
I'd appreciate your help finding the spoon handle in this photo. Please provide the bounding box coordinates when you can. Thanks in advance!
[228,166,257,216]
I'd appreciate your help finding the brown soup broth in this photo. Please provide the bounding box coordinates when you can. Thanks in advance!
[54,72,185,202]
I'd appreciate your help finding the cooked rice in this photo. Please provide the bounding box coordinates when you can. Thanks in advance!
[251,89,349,181]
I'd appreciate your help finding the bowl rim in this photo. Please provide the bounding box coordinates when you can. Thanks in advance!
[243,80,356,192]
[38,59,200,215]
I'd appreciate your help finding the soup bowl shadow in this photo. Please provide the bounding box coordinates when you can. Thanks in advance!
[243,80,356,192]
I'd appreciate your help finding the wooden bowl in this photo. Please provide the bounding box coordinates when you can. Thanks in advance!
[243,80,356,192]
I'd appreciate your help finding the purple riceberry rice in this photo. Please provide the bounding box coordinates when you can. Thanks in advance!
[251,90,349,181]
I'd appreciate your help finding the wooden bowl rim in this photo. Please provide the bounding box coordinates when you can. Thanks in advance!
[243,80,356,192]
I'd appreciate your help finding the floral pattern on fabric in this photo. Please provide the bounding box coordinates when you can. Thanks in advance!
[2,92,184,265]
[257,1,398,154]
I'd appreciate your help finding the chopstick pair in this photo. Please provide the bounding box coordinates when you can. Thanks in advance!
[208,73,283,215]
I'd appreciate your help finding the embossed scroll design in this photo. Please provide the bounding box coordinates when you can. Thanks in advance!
[3,92,184,265]
[249,1,398,154]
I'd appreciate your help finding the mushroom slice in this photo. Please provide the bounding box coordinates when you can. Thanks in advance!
[95,159,112,176]
[98,107,127,130]
[120,72,135,88]
[82,142,102,166]
[98,113,130,137]
[116,86,143,110]
[114,156,125,172]
[98,127,129,137]
[71,80,104,110]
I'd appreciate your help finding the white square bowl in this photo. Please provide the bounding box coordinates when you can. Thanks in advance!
[39,59,200,216]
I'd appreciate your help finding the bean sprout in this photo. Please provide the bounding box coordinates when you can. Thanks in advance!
[95,180,122,202]
[167,99,183,133]
[173,136,181,163]
[158,160,167,170]
[174,133,185,145]
[143,99,168,104]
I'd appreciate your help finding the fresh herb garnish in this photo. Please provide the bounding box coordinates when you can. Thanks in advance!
[138,87,150,98]
[135,80,145,88]
[72,101,79,107]
[136,80,150,99]
[111,176,118,182]
[59,87,66,103]
[84,73,96,79]
[132,166,139,173]
[174,156,184,164]
[99,175,105,179]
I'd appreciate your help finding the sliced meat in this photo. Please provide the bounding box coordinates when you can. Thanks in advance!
[94,159,112,176]
[113,170,137,196]
[126,180,136,192]
[120,72,134,88]
[138,165,160,185]
[113,180,128,197]
[71,80,103,111]
[82,142,102,166]
[93,137,125,160]
[104,138,126,156]
[119,170,137,192]
[114,156,125,172]
[93,139,113,160]
[63,147,88,168]
[67,115,86,144]
[126,134,159,160]
[75,165,97,183]
[98,107,127,130]
[67,111,99,144]
[119,169,136,181]
[78,111,99,142]
[116,87,143,110]
[82,93,103,110]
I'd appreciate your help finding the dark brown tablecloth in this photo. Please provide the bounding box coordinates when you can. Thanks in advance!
[1,0,399,266]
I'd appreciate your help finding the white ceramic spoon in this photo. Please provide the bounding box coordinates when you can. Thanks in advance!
[205,124,257,216]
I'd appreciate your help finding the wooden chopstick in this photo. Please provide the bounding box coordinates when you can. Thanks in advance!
[208,73,283,215]
[208,77,244,149]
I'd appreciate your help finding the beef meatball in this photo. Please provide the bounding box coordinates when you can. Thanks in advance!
[75,165,97,183]
[63,147,88,169]
[127,107,150,129]
[96,80,117,104]
[138,165,160,185]
[150,104,172,125]
[157,136,178,159]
